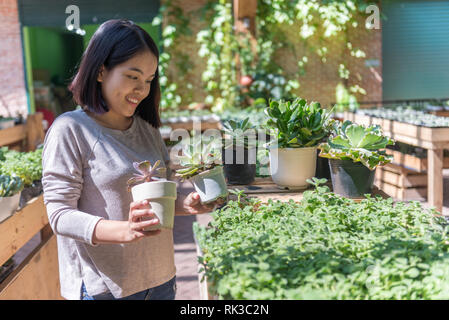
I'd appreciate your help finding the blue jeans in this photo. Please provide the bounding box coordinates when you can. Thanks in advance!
[81,276,176,300]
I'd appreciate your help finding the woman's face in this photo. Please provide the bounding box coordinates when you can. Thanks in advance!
[97,50,158,119]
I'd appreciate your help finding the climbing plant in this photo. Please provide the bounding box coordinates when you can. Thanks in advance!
[156,0,377,112]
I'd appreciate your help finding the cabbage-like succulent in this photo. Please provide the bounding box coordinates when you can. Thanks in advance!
[127,160,167,192]
[318,120,394,170]
[175,137,222,180]
[0,174,24,197]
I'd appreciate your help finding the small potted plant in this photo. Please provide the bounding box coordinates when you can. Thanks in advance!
[0,116,15,130]
[221,117,257,185]
[264,97,333,190]
[318,120,394,197]
[176,136,228,204]
[0,174,24,223]
[127,160,177,231]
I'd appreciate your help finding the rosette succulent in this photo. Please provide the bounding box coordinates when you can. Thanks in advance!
[221,117,257,149]
[175,137,222,180]
[318,120,394,170]
[126,160,167,192]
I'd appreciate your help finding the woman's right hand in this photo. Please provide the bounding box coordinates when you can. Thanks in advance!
[92,199,161,245]
[124,199,161,242]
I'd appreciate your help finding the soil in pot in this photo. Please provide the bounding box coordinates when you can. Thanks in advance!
[18,180,43,210]
[329,159,376,198]
[222,146,256,185]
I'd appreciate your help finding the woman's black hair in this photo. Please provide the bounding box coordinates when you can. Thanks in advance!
[69,19,161,128]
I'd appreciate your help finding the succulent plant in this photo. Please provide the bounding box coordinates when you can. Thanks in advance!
[175,136,222,181]
[357,106,449,127]
[318,120,394,170]
[221,117,258,149]
[126,160,167,192]
[264,97,334,148]
[0,174,24,197]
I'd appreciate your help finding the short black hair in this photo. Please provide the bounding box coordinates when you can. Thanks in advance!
[69,19,161,128]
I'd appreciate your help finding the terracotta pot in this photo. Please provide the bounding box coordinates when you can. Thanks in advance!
[189,166,229,204]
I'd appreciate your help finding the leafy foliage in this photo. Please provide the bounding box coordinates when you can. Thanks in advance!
[264,98,334,148]
[194,180,449,300]
[0,147,43,186]
[0,174,24,197]
[126,160,167,192]
[318,120,394,170]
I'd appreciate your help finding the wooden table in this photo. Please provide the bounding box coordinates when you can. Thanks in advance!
[228,176,390,203]
[344,111,449,213]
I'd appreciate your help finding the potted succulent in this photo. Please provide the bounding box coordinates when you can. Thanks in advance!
[221,117,257,185]
[0,174,24,223]
[127,160,177,231]
[0,116,15,130]
[264,97,333,190]
[318,120,394,197]
[176,136,228,204]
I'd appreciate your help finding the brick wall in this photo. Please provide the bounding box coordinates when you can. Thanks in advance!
[163,0,382,108]
[0,0,28,118]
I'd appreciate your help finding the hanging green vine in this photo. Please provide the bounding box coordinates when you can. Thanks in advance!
[157,0,377,112]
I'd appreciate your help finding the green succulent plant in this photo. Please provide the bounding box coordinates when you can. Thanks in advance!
[318,120,394,170]
[0,174,24,197]
[221,117,257,149]
[126,160,167,192]
[175,136,222,180]
[264,97,334,148]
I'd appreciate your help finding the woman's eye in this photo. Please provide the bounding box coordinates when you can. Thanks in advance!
[146,79,153,84]
[127,75,138,80]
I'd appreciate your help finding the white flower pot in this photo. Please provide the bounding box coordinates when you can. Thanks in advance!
[269,146,317,190]
[0,193,21,223]
[131,181,177,231]
[189,166,229,204]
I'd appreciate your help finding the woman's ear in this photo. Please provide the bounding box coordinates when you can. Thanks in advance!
[97,65,105,82]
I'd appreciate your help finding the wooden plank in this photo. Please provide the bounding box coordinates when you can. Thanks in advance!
[428,149,444,212]
[0,124,26,147]
[25,112,45,151]
[375,180,427,201]
[0,195,48,267]
[0,235,62,300]
[375,169,427,188]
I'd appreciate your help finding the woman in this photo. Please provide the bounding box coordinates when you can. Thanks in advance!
[42,19,216,300]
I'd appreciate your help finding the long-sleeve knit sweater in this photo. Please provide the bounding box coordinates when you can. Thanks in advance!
[42,109,175,300]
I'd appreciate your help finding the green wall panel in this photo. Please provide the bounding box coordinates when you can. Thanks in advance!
[382,0,449,100]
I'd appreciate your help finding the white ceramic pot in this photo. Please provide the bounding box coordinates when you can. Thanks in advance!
[269,146,317,190]
[0,193,21,223]
[189,166,228,204]
[131,181,177,231]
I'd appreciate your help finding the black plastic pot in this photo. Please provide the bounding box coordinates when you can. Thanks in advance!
[222,146,256,185]
[328,159,376,197]
[315,156,331,180]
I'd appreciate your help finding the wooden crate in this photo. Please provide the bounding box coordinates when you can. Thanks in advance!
[0,195,62,299]
[375,163,427,201]
[385,149,449,172]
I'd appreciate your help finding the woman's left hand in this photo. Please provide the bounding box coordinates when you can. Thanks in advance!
[177,192,226,215]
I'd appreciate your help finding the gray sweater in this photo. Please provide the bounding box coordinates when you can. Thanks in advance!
[42,109,175,300]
